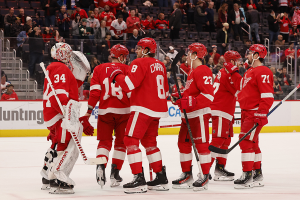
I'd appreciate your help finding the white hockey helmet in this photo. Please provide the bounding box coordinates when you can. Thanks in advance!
[51,42,73,63]
[69,51,91,83]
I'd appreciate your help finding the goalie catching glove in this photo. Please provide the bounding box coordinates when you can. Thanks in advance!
[254,110,268,126]
[79,116,94,136]
[174,96,197,110]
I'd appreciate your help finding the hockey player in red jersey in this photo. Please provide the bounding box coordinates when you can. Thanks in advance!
[41,43,93,194]
[210,51,242,181]
[223,44,274,189]
[171,43,214,191]
[106,38,169,194]
[84,44,130,188]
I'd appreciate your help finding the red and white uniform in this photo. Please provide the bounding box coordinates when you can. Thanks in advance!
[115,57,169,174]
[280,16,291,34]
[99,11,115,27]
[88,63,130,170]
[231,66,274,171]
[110,19,127,38]
[155,19,169,29]
[142,19,155,30]
[210,68,237,166]
[178,65,214,174]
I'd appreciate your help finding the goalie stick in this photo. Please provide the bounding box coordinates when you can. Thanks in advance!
[171,50,205,179]
[209,83,300,155]
[40,62,107,165]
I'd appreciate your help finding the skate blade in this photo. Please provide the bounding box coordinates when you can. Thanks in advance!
[234,183,254,189]
[193,184,208,191]
[253,181,264,187]
[213,176,235,181]
[110,178,121,187]
[41,184,50,190]
[172,183,193,189]
[49,187,75,194]
[148,184,169,191]
[124,185,147,194]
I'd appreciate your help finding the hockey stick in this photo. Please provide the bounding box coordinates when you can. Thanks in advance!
[209,83,300,155]
[171,50,205,179]
[40,62,107,165]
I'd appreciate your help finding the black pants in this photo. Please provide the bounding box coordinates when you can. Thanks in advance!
[207,22,215,33]
[232,23,243,41]
[170,28,180,40]
[281,33,289,43]
[187,12,194,24]
[29,52,43,77]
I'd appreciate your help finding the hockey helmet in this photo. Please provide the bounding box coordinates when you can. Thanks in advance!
[136,37,157,54]
[186,43,207,59]
[51,42,73,63]
[224,50,241,63]
[249,44,267,59]
[110,44,129,63]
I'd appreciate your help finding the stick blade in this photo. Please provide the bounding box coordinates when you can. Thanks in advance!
[208,145,228,154]
[85,157,107,165]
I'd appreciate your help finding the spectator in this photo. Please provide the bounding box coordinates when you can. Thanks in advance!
[279,12,291,42]
[172,76,185,93]
[53,30,64,43]
[79,18,94,53]
[279,0,288,13]
[158,0,168,8]
[4,8,16,37]
[284,42,295,59]
[240,39,252,57]
[33,12,44,27]
[292,7,300,28]
[95,20,110,42]
[71,3,88,20]
[216,23,229,55]
[57,5,70,39]
[163,56,172,72]
[105,0,122,16]
[257,0,265,12]
[119,4,129,22]
[155,13,169,30]
[142,14,155,30]
[269,0,279,13]
[126,29,141,61]
[229,3,245,41]
[273,76,283,100]
[43,0,60,27]
[205,1,215,32]
[90,56,100,74]
[10,17,23,37]
[166,46,178,60]
[268,10,280,44]
[180,55,190,75]
[1,73,10,96]
[17,28,31,56]
[99,5,116,28]
[28,27,44,79]
[110,15,127,41]
[214,56,225,74]
[186,0,196,26]
[77,0,93,14]
[126,9,141,39]
[270,66,281,77]
[289,25,300,41]
[278,67,293,86]
[94,7,100,21]
[1,84,18,101]
[72,13,81,40]
[246,5,261,43]
[18,8,27,26]
[206,57,215,70]
[42,27,53,43]
[99,33,112,63]
[169,3,182,41]
[246,0,257,10]
[216,3,228,29]
[209,45,221,65]
[87,11,100,38]
[24,17,33,34]
[275,34,286,48]
[194,1,207,33]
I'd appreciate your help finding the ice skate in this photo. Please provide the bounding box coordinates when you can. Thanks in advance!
[96,164,106,188]
[214,162,235,181]
[192,173,209,191]
[49,179,74,194]
[41,177,50,190]
[110,164,122,187]
[172,166,194,189]
[123,171,147,194]
[147,166,169,191]
[234,171,254,189]
[253,169,264,187]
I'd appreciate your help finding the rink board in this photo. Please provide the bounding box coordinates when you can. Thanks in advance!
[0,100,300,137]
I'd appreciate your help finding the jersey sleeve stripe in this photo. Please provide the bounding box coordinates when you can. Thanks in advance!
[261,93,274,98]
[201,93,214,102]
[127,92,132,98]
[125,76,135,90]
[44,113,63,127]
[44,89,69,100]
[90,84,101,91]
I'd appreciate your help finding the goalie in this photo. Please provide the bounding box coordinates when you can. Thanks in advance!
[40,43,93,194]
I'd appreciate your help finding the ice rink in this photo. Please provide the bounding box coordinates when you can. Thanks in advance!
[0,133,300,200]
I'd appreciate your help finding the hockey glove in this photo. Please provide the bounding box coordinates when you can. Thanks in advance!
[223,62,239,74]
[106,66,123,83]
[253,110,268,126]
[175,96,197,110]
[79,116,94,136]
[243,60,250,69]
[47,129,57,143]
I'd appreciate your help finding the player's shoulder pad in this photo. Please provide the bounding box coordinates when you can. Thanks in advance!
[256,65,273,76]
[195,64,213,74]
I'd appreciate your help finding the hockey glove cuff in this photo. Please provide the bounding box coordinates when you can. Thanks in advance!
[254,110,268,126]
[175,96,197,110]
[223,62,239,74]
[79,116,94,136]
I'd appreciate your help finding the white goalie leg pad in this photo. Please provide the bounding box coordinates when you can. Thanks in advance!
[41,148,54,179]
[61,100,81,134]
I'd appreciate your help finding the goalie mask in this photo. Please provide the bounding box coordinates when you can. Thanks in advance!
[51,42,73,63]
[69,51,91,87]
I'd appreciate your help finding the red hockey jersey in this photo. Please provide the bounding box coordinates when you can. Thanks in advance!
[231,65,274,111]
[1,91,19,100]
[115,57,169,118]
[43,62,79,128]
[99,11,115,27]
[210,68,238,121]
[88,63,130,115]
[142,19,155,30]
[110,19,127,37]
[181,65,214,118]
[155,19,169,29]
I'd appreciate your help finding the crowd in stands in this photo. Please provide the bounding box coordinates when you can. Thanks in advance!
[2,0,300,100]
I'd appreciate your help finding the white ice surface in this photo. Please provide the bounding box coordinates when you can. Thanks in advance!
[0,133,300,200]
